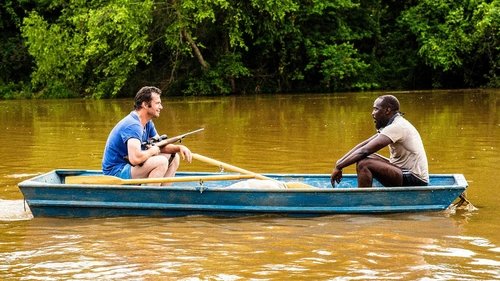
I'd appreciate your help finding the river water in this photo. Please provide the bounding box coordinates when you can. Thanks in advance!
[0,90,498,280]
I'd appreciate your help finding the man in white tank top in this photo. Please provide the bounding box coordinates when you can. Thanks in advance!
[331,95,429,187]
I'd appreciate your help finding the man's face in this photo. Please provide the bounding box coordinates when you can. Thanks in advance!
[147,93,163,118]
[372,98,389,130]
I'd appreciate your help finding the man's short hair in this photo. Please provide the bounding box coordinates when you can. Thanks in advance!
[379,95,400,112]
[134,86,162,110]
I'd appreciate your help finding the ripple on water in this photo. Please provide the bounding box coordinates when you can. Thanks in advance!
[0,200,33,221]
[5,173,40,179]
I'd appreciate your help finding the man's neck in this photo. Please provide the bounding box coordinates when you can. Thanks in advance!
[387,112,401,126]
[377,112,401,133]
[132,110,150,126]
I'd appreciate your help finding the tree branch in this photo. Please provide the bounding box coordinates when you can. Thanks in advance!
[181,28,209,70]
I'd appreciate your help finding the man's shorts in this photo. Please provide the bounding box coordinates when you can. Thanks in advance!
[117,164,132,179]
[402,170,428,186]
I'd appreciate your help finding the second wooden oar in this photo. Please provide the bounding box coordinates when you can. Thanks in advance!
[192,153,317,189]
[192,153,268,180]
[65,174,255,185]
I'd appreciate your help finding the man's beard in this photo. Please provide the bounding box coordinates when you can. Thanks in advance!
[375,113,400,130]
[374,119,386,130]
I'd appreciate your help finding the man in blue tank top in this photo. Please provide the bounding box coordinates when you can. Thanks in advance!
[102,86,192,185]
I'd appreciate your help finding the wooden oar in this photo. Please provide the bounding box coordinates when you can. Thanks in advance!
[65,174,255,185]
[192,153,268,180]
[192,153,317,189]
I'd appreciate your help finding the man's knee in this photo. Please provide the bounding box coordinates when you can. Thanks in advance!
[356,158,372,172]
[151,155,170,171]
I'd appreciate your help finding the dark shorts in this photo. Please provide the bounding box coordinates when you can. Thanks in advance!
[402,170,428,186]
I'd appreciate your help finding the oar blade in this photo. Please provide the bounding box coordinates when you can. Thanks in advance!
[65,175,124,185]
[285,182,317,189]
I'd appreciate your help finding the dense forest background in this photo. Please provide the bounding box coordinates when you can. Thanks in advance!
[1,0,498,98]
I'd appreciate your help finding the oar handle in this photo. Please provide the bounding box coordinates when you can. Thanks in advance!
[192,153,318,189]
[192,153,270,180]
[66,174,255,185]
[126,174,255,184]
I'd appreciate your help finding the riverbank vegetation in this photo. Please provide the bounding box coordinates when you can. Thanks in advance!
[1,0,498,98]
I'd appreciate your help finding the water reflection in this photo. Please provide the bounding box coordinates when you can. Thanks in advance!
[2,213,498,280]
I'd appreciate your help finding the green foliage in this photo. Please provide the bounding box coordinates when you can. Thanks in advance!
[0,0,33,92]
[305,43,370,90]
[22,13,84,97]
[21,0,153,98]
[0,81,33,99]
[0,35,31,84]
[183,53,250,95]
[1,0,498,98]
[162,0,301,94]
[473,1,500,87]
[400,0,499,87]
[401,0,474,70]
[290,0,377,91]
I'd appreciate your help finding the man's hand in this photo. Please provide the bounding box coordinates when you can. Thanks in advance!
[178,145,192,163]
[145,144,161,156]
[330,167,343,187]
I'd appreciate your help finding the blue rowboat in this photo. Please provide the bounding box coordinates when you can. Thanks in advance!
[18,170,468,218]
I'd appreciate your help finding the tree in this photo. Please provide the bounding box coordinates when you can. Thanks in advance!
[0,0,33,98]
[21,0,153,98]
[7,0,498,98]
[160,0,299,95]
[400,0,499,88]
